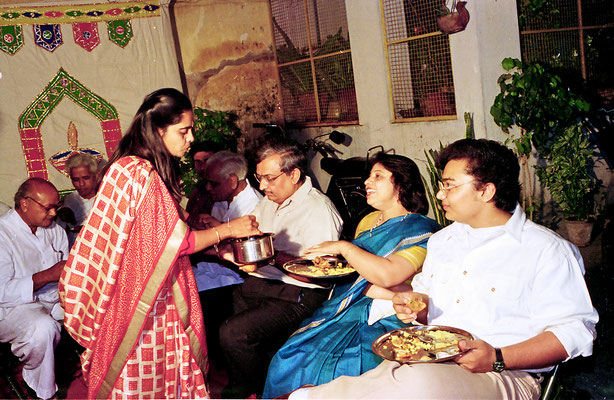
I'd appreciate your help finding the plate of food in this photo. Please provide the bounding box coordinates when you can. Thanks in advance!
[283,256,356,278]
[372,325,474,364]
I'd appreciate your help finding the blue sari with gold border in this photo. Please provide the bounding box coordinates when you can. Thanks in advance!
[263,213,440,398]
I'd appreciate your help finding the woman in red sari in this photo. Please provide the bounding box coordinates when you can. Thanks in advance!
[59,88,260,399]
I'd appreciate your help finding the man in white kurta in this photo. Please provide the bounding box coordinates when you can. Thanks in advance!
[219,139,343,398]
[0,178,68,400]
[289,139,598,400]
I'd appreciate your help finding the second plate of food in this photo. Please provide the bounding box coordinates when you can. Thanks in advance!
[372,325,474,364]
[283,256,356,278]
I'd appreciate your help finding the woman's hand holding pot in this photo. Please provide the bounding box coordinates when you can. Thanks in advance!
[226,215,261,239]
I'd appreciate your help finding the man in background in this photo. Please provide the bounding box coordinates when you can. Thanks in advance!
[186,140,224,228]
[58,153,100,247]
[191,150,262,367]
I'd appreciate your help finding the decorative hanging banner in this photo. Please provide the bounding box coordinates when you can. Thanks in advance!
[107,19,132,48]
[33,24,63,52]
[0,25,24,55]
[0,1,160,26]
[72,22,99,52]
[18,68,122,180]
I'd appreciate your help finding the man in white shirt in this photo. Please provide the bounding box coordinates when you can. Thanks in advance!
[0,178,69,400]
[190,150,262,367]
[58,153,99,247]
[219,138,343,398]
[289,139,598,400]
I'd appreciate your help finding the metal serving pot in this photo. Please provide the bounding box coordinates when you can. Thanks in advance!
[228,233,275,264]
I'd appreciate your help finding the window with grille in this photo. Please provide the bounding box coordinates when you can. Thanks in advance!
[518,0,614,108]
[269,0,358,126]
[381,0,456,122]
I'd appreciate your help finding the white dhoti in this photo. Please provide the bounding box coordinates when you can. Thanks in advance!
[0,303,61,399]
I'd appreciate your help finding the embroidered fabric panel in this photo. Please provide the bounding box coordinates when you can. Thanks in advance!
[107,19,132,48]
[0,25,24,55]
[72,22,100,52]
[18,68,120,179]
[33,24,63,52]
[0,1,160,26]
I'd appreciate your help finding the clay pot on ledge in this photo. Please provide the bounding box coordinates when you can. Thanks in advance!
[564,219,594,247]
[437,1,470,34]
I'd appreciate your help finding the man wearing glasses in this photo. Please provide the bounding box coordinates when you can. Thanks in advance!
[219,137,343,398]
[0,177,69,400]
[287,139,597,399]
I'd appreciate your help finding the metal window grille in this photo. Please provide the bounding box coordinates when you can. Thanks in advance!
[381,0,456,122]
[269,0,358,126]
[518,0,614,108]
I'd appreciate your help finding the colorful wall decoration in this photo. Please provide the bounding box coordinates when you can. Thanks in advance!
[0,0,182,204]
[0,1,160,53]
[19,68,120,179]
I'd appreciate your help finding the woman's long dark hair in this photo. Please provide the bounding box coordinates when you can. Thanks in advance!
[369,152,429,215]
[100,88,192,199]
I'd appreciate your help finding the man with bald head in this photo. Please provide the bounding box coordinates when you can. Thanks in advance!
[0,177,68,400]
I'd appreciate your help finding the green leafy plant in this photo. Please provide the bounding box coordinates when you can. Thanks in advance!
[179,107,241,197]
[421,112,474,227]
[535,122,601,221]
[490,57,590,213]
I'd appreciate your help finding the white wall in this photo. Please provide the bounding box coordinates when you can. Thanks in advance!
[296,0,523,195]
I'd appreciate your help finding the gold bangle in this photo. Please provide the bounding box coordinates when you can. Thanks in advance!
[213,227,221,244]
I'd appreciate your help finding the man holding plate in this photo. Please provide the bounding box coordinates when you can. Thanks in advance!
[288,139,598,399]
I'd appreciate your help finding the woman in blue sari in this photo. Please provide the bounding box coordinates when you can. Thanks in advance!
[264,153,440,398]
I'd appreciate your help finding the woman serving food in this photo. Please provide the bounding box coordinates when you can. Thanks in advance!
[264,152,440,398]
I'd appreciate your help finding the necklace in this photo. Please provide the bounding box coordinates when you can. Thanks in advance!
[369,212,411,237]
[369,213,385,237]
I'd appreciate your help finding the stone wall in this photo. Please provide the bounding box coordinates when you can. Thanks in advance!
[172,0,283,146]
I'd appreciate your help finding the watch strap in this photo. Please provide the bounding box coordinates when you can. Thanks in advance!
[493,347,505,372]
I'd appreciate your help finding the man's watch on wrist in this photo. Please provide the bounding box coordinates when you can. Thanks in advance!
[492,347,505,372]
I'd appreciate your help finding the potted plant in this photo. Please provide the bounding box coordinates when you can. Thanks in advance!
[490,57,590,216]
[313,27,358,121]
[436,0,470,34]
[179,107,241,196]
[535,122,602,246]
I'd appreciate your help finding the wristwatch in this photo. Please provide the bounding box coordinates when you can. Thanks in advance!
[493,348,505,372]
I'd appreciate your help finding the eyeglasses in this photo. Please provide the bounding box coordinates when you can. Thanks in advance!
[26,196,60,213]
[254,172,285,184]
[437,180,475,195]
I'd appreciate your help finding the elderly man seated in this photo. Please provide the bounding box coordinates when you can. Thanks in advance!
[219,137,343,398]
[287,139,598,400]
[185,140,224,228]
[58,153,100,247]
[189,150,262,366]
[0,178,69,400]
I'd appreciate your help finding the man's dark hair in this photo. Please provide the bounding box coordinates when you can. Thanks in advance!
[369,152,429,215]
[188,140,224,158]
[436,139,521,212]
[254,137,307,183]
